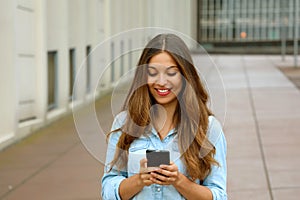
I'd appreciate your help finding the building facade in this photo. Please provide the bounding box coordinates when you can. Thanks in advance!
[0,0,197,150]
[197,0,300,53]
[2,0,299,149]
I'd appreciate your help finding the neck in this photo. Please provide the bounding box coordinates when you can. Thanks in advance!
[153,101,178,140]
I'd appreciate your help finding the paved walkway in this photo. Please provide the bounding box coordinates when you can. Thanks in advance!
[1,55,300,200]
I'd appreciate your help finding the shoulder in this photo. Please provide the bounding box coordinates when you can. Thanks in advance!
[108,111,127,143]
[207,116,226,148]
[208,115,222,132]
[111,111,127,131]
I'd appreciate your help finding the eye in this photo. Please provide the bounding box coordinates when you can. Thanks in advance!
[167,72,177,76]
[166,67,179,77]
[147,68,158,77]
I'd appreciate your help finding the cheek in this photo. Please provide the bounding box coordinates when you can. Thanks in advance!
[147,79,154,89]
[147,76,156,85]
[173,76,183,90]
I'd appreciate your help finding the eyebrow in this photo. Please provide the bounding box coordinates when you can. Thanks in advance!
[147,65,178,69]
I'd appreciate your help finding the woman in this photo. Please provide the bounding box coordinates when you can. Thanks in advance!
[101,34,227,200]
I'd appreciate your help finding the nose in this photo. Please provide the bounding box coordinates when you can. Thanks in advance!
[156,74,167,86]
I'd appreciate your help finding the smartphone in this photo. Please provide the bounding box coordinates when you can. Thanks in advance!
[146,150,170,167]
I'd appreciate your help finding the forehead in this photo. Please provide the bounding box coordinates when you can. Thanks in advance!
[148,52,177,67]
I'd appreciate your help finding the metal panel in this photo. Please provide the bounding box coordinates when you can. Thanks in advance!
[208,0,215,40]
[288,0,294,39]
[202,0,208,41]
[47,51,58,111]
[247,0,254,40]
[227,0,234,40]
[198,0,299,43]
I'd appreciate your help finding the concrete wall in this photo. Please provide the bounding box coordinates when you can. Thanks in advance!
[0,0,17,147]
[0,0,198,150]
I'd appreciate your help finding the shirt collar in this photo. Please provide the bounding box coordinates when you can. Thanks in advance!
[149,125,177,139]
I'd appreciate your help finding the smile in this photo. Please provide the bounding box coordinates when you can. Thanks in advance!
[156,88,171,96]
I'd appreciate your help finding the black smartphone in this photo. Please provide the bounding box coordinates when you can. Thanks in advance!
[146,150,170,167]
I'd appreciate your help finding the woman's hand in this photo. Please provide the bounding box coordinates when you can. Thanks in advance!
[149,161,181,185]
[138,158,156,187]
[119,158,156,199]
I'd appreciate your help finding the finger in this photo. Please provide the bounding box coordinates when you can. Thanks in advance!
[155,169,175,178]
[140,173,156,186]
[160,163,178,172]
[150,177,163,185]
[143,179,154,186]
[140,158,147,168]
[142,173,152,180]
[139,158,148,173]
[150,172,169,182]
[142,176,154,186]
[150,173,174,185]
[140,173,151,180]
[155,167,180,182]
[150,176,168,185]
[167,177,176,182]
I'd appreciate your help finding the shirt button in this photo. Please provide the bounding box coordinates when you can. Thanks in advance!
[157,187,161,192]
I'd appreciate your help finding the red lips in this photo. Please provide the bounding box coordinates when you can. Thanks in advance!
[156,88,171,96]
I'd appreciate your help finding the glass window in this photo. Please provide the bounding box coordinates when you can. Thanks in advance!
[86,45,91,94]
[47,51,58,111]
[69,48,76,101]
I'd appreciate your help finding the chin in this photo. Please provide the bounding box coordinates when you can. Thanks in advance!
[155,98,177,106]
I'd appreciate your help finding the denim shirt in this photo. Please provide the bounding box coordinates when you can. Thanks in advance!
[101,111,227,200]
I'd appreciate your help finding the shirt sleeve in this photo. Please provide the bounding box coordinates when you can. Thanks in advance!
[203,116,227,200]
[101,112,128,200]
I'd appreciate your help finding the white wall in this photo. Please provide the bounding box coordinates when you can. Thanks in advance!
[0,0,16,146]
[35,0,47,123]
[47,0,69,116]
[16,0,37,122]
[0,0,198,150]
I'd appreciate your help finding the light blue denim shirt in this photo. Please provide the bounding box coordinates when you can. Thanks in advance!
[101,111,227,200]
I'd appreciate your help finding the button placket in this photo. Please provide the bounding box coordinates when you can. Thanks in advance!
[153,185,163,199]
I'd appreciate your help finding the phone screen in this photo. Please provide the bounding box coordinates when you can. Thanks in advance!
[146,150,170,167]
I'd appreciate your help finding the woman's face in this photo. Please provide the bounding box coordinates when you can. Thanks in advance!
[147,52,183,107]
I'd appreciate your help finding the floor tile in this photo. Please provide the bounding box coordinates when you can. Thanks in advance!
[269,170,300,189]
[273,187,300,200]
[227,157,269,191]
[228,189,271,200]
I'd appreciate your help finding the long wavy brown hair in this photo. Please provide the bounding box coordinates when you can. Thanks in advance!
[108,33,218,181]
